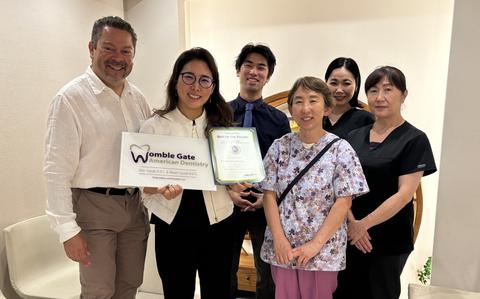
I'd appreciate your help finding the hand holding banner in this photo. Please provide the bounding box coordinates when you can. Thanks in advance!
[119,132,216,191]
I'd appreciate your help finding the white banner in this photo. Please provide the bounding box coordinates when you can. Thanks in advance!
[119,132,216,191]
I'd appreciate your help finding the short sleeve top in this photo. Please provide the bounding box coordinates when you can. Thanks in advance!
[347,121,437,254]
[259,132,368,271]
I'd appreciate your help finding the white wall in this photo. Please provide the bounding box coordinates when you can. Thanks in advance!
[186,0,453,298]
[432,0,480,292]
[124,0,185,110]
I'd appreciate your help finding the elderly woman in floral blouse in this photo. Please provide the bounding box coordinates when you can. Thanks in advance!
[260,76,368,299]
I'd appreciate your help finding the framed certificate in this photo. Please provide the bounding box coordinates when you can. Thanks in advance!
[119,132,217,191]
[208,127,265,184]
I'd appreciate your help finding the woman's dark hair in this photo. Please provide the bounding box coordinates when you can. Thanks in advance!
[364,66,407,94]
[235,43,276,78]
[156,47,233,135]
[287,76,333,110]
[324,57,362,108]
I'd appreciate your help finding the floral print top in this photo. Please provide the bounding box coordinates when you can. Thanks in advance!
[259,132,368,271]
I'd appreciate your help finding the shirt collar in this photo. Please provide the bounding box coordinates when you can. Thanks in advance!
[85,66,132,96]
[293,132,335,152]
[171,108,207,126]
[235,94,264,109]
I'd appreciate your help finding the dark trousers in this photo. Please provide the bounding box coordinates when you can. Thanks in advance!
[230,208,275,299]
[154,216,234,299]
[334,245,410,299]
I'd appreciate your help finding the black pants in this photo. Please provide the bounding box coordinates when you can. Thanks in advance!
[334,245,410,299]
[154,216,234,299]
[230,208,275,299]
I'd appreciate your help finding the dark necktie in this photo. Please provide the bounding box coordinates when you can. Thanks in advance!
[243,103,254,127]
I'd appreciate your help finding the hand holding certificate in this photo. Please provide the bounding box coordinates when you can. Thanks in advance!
[208,128,265,184]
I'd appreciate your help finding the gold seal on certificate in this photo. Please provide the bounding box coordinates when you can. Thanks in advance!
[208,127,265,184]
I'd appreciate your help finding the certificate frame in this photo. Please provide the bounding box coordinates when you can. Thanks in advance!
[208,127,265,184]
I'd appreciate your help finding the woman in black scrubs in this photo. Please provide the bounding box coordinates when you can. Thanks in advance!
[334,66,437,299]
[323,57,374,138]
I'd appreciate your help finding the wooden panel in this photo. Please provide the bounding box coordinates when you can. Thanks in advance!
[237,251,256,292]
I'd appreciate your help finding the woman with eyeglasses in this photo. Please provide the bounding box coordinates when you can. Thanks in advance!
[140,47,235,299]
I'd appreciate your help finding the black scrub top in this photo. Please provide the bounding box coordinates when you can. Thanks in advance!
[323,108,375,139]
[347,121,437,254]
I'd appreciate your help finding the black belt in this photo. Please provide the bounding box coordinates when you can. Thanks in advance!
[86,187,138,196]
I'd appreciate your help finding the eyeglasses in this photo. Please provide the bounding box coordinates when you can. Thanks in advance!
[180,72,214,88]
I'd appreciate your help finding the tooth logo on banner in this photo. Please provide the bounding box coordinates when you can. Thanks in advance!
[130,144,150,163]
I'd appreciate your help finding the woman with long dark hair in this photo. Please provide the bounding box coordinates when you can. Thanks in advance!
[140,47,235,299]
[324,57,374,138]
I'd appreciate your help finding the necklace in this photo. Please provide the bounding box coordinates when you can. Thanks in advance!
[370,120,405,143]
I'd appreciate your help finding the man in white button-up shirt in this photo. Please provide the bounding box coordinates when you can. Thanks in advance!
[44,16,151,298]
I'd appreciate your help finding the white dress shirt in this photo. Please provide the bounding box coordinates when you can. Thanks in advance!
[44,67,151,243]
